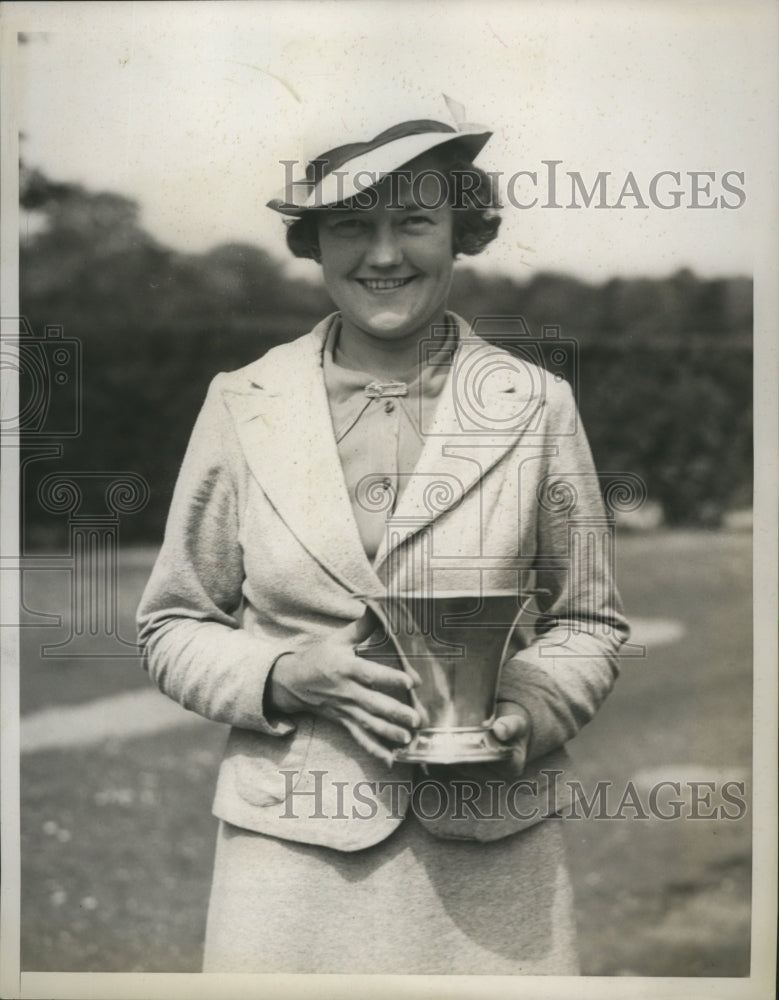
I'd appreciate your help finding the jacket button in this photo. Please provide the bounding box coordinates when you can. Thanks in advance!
[384,400,395,413]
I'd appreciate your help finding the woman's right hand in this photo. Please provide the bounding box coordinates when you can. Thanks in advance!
[266,619,421,767]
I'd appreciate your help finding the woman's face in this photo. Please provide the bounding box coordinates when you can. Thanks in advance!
[316,166,455,346]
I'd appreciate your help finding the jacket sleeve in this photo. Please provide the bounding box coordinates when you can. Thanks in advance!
[136,374,295,736]
[498,377,630,761]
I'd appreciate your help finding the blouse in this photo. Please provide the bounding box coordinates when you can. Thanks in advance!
[322,316,458,559]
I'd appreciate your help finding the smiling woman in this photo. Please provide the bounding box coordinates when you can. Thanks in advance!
[136,99,629,974]
[286,150,501,374]
[316,169,457,366]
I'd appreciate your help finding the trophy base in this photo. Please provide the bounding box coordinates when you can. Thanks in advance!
[394,727,514,765]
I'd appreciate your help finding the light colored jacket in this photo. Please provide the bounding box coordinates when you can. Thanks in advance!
[137,314,629,851]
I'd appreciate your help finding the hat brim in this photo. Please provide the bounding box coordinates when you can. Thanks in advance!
[268,128,491,216]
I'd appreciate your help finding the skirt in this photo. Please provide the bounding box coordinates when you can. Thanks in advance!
[202,813,579,975]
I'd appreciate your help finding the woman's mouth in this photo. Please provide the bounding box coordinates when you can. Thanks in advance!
[356,277,416,292]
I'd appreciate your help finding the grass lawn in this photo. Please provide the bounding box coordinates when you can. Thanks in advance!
[19,529,752,975]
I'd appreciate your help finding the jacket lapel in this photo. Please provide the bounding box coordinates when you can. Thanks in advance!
[220,315,547,594]
[221,319,384,598]
[373,328,547,572]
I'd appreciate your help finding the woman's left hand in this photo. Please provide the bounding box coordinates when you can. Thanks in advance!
[490,700,533,776]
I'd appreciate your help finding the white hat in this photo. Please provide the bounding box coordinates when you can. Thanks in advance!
[267,95,491,216]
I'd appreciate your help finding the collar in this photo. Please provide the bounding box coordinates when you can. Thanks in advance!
[321,315,458,440]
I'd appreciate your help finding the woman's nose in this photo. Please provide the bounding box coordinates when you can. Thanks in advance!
[364,222,403,268]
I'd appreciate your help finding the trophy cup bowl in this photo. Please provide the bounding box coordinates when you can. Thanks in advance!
[359,590,537,765]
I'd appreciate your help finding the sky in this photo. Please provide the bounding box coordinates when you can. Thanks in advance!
[7,0,777,282]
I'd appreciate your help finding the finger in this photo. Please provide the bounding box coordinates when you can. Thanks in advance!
[344,703,414,747]
[352,659,428,725]
[340,610,379,646]
[493,701,532,740]
[352,658,416,695]
[345,682,421,730]
[408,688,430,728]
[402,661,423,688]
[339,717,395,768]
[492,714,529,743]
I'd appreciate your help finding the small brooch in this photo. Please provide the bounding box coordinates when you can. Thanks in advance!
[364,381,409,399]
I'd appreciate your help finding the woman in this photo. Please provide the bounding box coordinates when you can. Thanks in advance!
[137,102,629,975]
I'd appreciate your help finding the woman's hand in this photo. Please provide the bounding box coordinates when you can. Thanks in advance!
[266,618,421,767]
[491,700,533,777]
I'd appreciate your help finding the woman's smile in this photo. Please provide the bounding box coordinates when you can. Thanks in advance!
[355,276,418,292]
[317,167,455,352]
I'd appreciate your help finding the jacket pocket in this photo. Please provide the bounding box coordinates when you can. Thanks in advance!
[231,715,315,806]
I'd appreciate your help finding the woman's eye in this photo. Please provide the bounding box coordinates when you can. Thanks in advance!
[331,218,367,235]
[403,215,434,228]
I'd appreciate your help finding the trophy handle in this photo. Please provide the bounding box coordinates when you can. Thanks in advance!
[355,589,549,726]
[356,597,429,723]
[353,589,552,765]
[487,588,549,724]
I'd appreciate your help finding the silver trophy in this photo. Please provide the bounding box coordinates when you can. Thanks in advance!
[360,590,542,764]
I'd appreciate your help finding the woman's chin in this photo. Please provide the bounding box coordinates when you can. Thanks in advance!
[364,310,414,335]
